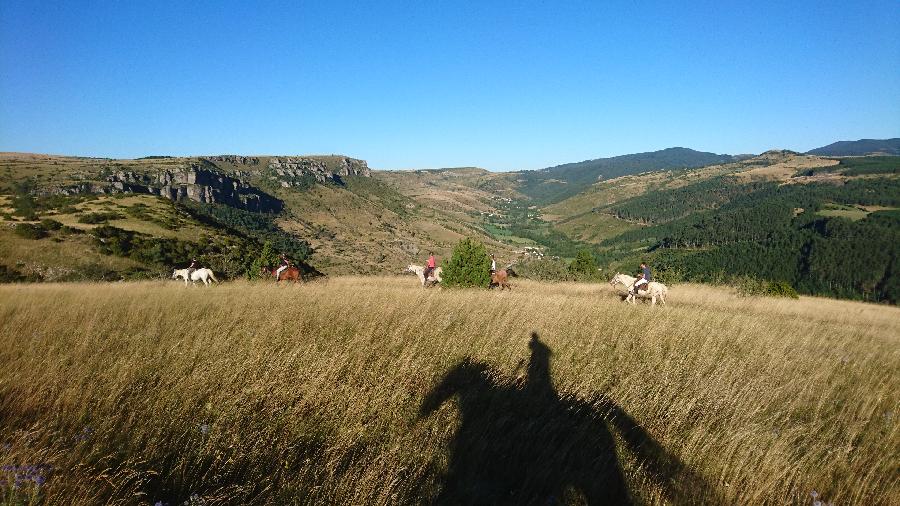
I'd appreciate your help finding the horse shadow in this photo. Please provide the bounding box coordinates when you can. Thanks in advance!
[419,332,705,505]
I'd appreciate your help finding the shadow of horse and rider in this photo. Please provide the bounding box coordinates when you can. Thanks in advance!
[419,333,708,505]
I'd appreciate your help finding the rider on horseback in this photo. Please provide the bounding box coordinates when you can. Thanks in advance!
[275,253,290,280]
[631,262,651,295]
[490,254,497,274]
[187,258,198,279]
[424,252,437,281]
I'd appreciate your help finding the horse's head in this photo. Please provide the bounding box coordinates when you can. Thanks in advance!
[419,358,493,418]
[609,273,623,286]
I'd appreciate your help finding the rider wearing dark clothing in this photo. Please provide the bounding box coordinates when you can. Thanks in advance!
[632,262,651,294]
[187,258,198,278]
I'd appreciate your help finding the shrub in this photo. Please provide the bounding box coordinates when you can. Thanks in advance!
[732,276,799,299]
[0,265,26,282]
[39,219,63,231]
[14,223,48,240]
[732,275,766,296]
[59,226,85,235]
[568,250,600,281]
[91,225,135,256]
[765,280,800,299]
[249,241,280,279]
[77,212,124,224]
[516,257,571,282]
[441,238,492,288]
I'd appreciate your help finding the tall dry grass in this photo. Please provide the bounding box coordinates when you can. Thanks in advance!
[0,278,897,505]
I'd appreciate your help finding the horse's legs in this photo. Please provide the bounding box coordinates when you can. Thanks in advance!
[651,295,656,306]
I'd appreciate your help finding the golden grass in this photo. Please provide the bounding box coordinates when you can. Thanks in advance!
[0,278,897,505]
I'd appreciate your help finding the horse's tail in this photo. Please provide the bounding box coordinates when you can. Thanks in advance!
[208,270,218,283]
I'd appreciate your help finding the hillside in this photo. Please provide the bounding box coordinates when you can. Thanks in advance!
[1,279,897,504]
[542,152,900,302]
[807,138,900,156]
[509,147,739,205]
[0,153,517,279]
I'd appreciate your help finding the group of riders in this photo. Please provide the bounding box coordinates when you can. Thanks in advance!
[421,252,652,295]
[185,252,653,291]
[185,253,294,281]
[420,252,501,282]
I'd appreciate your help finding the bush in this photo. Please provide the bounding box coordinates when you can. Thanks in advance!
[516,257,571,282]
[765,280,800,299]
[441,238,492,288]
[59,226,85,235]
[0,265,26,282]
[733,275,768,296]
[39,219,63,231]
[13,223,48,240]
[732,276,799,299]
[77,212,124,224]
[568,250,600,281]
[249,241,279,280]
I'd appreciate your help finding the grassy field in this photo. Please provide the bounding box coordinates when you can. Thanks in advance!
[0,278,898,505]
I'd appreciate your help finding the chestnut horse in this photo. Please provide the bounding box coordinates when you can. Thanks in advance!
[490,269,511,290]
[261,266,304,283]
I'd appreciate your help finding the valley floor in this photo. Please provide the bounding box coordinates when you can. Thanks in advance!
[0,278,898,504]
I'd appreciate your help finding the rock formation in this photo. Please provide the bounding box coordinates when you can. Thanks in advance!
[266,156,370,186]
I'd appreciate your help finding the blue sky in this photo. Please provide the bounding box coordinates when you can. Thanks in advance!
[1,1,898,170]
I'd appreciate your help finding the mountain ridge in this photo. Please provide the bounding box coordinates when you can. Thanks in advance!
[806,138,900,156]
[508,147,740,205]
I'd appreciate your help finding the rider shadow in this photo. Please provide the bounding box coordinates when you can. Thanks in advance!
[419,332,706,505]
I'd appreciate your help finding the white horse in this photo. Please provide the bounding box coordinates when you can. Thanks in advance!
[609,272,668,306]
[172,268,219,286]
[407,264,443,288]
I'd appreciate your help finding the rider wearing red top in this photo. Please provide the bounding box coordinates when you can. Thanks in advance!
[424,252,436,280]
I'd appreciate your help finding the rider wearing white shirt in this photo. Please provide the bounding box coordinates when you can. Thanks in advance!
[275,254,290,280]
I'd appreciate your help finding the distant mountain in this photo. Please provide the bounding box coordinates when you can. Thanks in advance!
[512,147,738,204]
[806,138,900,157]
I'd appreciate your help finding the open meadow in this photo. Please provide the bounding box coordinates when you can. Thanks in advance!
[1,278,898,505]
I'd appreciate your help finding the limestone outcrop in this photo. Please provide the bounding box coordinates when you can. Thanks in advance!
[55,163,282,213]
[266,156,370,186]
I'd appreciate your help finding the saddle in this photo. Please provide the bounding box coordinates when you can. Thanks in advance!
[638,283,650,292]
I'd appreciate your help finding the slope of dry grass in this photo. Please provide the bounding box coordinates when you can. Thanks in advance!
[0,278,897,505]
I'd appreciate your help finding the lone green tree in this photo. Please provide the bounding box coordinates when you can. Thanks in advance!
[442,238,492,288]
[249,240,279,279]
[568,249,599,281]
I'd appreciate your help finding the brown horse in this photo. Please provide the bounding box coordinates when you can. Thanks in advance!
[261,266,304,283]
[490,269,511,290]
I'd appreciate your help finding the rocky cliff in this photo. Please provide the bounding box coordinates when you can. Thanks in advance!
[57,162,283,213]
[49,154,371,212]
[266,156,370,186]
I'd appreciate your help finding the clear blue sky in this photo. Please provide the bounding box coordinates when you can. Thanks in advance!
[1,1,898,170]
